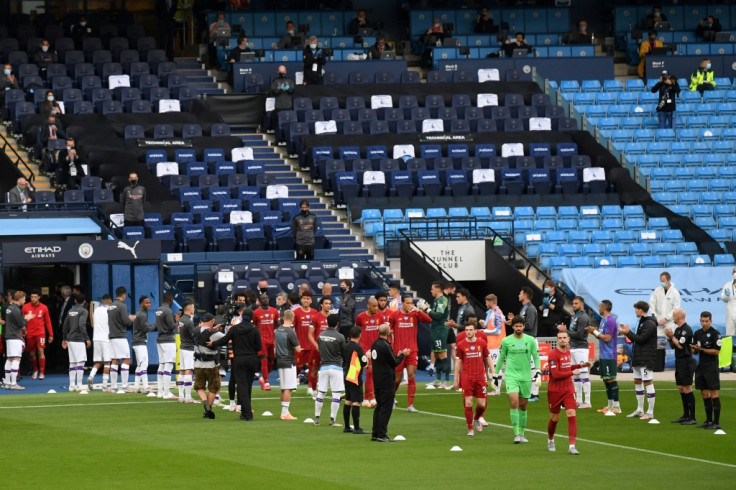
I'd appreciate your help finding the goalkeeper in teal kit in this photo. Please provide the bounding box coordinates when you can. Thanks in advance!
[495,316,541,443]
[417,281,450,387]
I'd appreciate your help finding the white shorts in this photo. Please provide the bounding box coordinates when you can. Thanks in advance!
[93,341,112,363]
[179,349,194,371]
[133,345,149,366]
[68,342,87,363]
[157,342,177,364]
[317,367,345,394]
[278,365,297,391]
[6,339,24,358]
[110,338,130,359]
[489,348,500,366]
[571,348,590,373]
[632,366,654,382]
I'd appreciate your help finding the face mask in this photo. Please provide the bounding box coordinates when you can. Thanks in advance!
[706,63,712,70]
[434,23,440,28]
[219,20,224,26]
[301,209,309,216]
[580,26,587,32]
[259,287,268,294]
[707,23,713,28]
[660,281,667,288]
[358,17,365,21]
[340,287,347,293]
[80,21,87,26]
[47,95,54,101]
[66,146,72,151]
[3,69,10,75]
[278,72,285,77]
[41,45,49,52]
[129,179,138,186]
[543,287,550,294]
[649,37,656,42]
[654,12,660,18]
[288,29,295,35]
[309,43,317,49]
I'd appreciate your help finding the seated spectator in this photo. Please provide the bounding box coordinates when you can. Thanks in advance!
[369,36,391,60]
[425,17,445,44]
[209,11,230,40]
[349,9,373,35]
[696,16,722,41]
[40,90,62,118]
[503,32,532,57]
[475,7,495,34]
[268,65,294,132]
[568,20,592,45]
[70,14,95,49]
[8,177,34,208]
[0,64,19,116]
[275,21,301,49]
[32,39,58,79]
[638,30,663,79]
[689,57,716,93]
[228,36,251,63]
[642,5,667,31]
[57,136,85,189]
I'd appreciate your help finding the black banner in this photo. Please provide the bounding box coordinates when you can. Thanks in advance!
[2,239,162,265]
[418,134,475,143]
[136,138,193,148]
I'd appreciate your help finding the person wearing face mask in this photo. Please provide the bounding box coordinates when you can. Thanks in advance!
[642,5,668,31]
[291,199,319,260]
[302,36,326,86]
[538,280,565,338]
[41,89,62,118]
[276,21,301,49]
[32,39,58,78]
[71,14,95,49]
[719,267,736,372]
[648,271,680,371]
[120,171,146,227]
[637,30,663,78]
[696,15,722,41]
[690,57,716,93]
[475,8,495,34]
[651,70,680,129]
[207,12,230,68]
[57,136,85,189]
[267,65,294,133]
[568,19,592,45]
[0,64,19,117]
[228,36,251,64]
[349,9,372,35]
[208,11,230,39]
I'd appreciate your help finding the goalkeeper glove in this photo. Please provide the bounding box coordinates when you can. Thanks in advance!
[489,376,499,392]
[533,369,542,387]
[726,289,731,297]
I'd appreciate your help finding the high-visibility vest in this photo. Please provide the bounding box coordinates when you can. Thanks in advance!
[689,69,715,91]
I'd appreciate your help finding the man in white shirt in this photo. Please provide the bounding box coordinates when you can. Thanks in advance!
[648,271,681,371]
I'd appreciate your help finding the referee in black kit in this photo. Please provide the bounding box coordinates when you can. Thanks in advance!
[371,323,410,442]
[665,308,697,425]
[210,306,261,421]
[691,311,723,430]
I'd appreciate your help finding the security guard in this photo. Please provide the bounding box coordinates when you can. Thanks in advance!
[370,324,410,442]
[689,57,716,93]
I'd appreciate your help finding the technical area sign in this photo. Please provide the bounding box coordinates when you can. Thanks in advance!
[413,240,486,281]
[2,239,162,264]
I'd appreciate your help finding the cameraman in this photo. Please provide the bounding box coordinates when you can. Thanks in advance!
[652,71,680,129]
[193,313,225,419]
[209,306,262,421]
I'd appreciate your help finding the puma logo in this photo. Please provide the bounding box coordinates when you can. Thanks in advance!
[117,240,140,259]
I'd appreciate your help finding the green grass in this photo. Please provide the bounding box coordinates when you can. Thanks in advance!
[1,380,734,488]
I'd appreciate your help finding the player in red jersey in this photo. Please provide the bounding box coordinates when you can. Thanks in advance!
[389,295,432,412]
[252,294,280,391]
[21,289,53,379]
[293,291,318,393]
[547,330,591,455]
[356,297,389,407]
[454,323,495,436]
[307,296,332,394]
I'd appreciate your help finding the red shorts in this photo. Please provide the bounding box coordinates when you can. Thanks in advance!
[462,378,488,398]
[395,350,418,371]
[295,349,312,367]
[548,390,577,414]
[258,343,275,359]
[26,335,46,352]
[309,349,321,368]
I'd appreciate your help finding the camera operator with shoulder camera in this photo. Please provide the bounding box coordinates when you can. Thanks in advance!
[652,70,680,129]
[193,313,225,419]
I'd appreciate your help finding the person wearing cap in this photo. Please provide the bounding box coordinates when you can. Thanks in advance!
[209,305,262,421]
[652,70,680,129]
[291,199,319,260]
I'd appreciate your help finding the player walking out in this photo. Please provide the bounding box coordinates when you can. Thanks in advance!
[479,294,504,396]
[586,300,621,415]
[420,282,450,387]
[253,294,280,391]
[21,289,53,380]
[454,323,495,436]
[557,296,591,409]
[307,296,331,395]
[495,316,541,443]
[547,331,590,455]
[356,297,388,407]
[619,301,658,420]
[294,291,317,395]
[89,295,112,390]
[275,310,301,420]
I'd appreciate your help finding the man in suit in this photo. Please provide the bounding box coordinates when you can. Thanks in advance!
[156,0,178,60]
[8,177,34,207]
[57,136,85,189]
[369,36,390,60]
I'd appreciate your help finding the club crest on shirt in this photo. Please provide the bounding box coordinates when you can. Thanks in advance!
[471,345,476,351]
[370,319,375,324]
[404,316,408,320]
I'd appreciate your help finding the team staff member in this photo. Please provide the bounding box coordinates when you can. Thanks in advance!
[21,289,53,380]
[691,311,722,430]
[539,280,564,337]
[302,36,326,85]
[586,300,621,415]
[557,296,591,409]
[210,306,261,421]
[291,200,319,260]
[546,331,590,455]
[479,293,505,396]
[619,301,658,420]
[390,295,432,411]
[665,308,697,424]
[454,323,495,436]
[371,323,410,442]
[62,294,91,393]
[689,58,716,93]
[275,310,301,420]
[343,326,368,433]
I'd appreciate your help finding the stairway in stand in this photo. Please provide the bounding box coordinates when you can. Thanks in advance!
[173,57,227,95]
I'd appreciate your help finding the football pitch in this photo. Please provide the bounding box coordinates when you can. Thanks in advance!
[1,379,733,488]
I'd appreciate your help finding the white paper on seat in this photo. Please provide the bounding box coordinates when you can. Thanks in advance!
[217,270,234,283]
[109,74,130,89]
[57,101,66,114]
[338,267,355,280]
[363,171,386,185]
[501,143,524,157]
[476,93,499,107]
[230,210,253,224]
[158,99,180,113]
[265,184,289,199]
[110,213,125,227]
[231,147,254,161]
[407,211,423,218]
[478,68,500,82]
[422,119,444,133]
[156,162,179,177]
[472,169,495,183]
[583,167,605,182]
[315,120,338,134]
[265,97,276,112]
[295,72,304,85]
[529,117,552,131]
[392,144,415,159]
[370,95,393,109]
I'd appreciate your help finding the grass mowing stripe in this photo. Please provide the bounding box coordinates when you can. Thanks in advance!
[399,407,736,469]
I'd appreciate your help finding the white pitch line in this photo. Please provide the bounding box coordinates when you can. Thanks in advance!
[397,407,736,469]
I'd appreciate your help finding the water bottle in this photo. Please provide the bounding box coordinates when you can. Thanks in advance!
[591,32,595,45]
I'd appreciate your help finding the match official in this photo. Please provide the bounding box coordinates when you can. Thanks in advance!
[371,323,410,442]
[665,308,697,424]
[691,311,722,430]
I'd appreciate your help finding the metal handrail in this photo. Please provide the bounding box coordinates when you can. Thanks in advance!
[0,128,36,183]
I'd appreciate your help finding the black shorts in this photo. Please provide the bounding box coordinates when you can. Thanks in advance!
[694,365,720,391]
[345,380,363,403]
[674,358,696,386]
